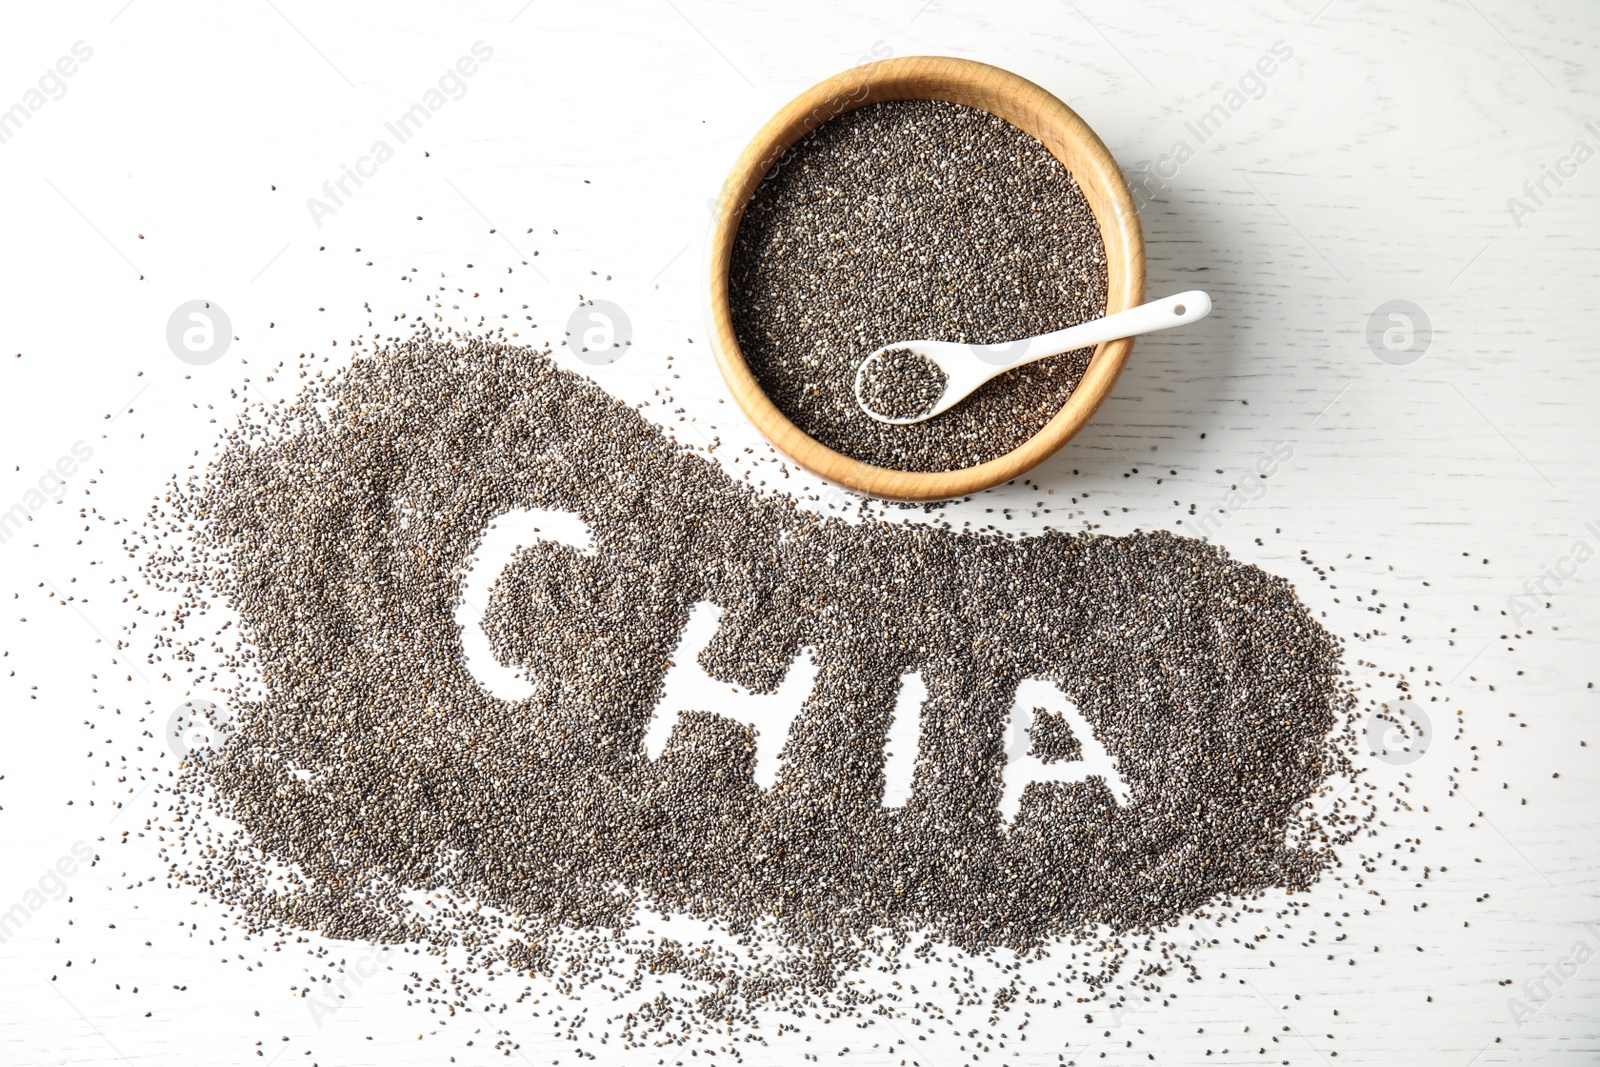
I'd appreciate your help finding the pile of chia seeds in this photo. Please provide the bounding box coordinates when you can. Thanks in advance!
[858,346,949,421]
[730,98,1108,471]
[136,326,1370,1049]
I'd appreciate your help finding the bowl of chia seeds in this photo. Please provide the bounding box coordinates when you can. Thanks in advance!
[706,55,1145,500]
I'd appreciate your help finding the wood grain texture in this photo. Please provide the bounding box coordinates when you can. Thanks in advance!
[706,55,1146,499]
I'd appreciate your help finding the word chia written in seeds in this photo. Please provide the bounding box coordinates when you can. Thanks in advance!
[143,330,1354,1005]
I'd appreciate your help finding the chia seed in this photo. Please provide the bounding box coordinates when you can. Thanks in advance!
[858,346,949,421]
[730,99,1108,471]
[135,325,1362,1046]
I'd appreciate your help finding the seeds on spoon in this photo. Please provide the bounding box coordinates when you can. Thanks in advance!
[858,346,949,421]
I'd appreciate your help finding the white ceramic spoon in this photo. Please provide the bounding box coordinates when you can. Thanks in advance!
[853,290,1212,425]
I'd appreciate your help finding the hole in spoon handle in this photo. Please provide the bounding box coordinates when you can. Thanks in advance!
[1168,290,1211,323]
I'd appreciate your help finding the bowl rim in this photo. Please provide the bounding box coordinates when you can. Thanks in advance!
[705,54,1146,501]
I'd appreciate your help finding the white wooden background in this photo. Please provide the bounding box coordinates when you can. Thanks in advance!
[2,0,1597,1064]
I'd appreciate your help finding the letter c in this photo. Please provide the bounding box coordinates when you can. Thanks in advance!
[456,507,595,702]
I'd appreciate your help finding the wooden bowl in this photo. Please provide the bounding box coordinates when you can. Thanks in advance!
[705,55,1146,501]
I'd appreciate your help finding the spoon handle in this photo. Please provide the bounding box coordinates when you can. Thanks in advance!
[1008,291,1212,366]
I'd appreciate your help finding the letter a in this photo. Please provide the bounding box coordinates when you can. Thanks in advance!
[999,678,1132,826]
